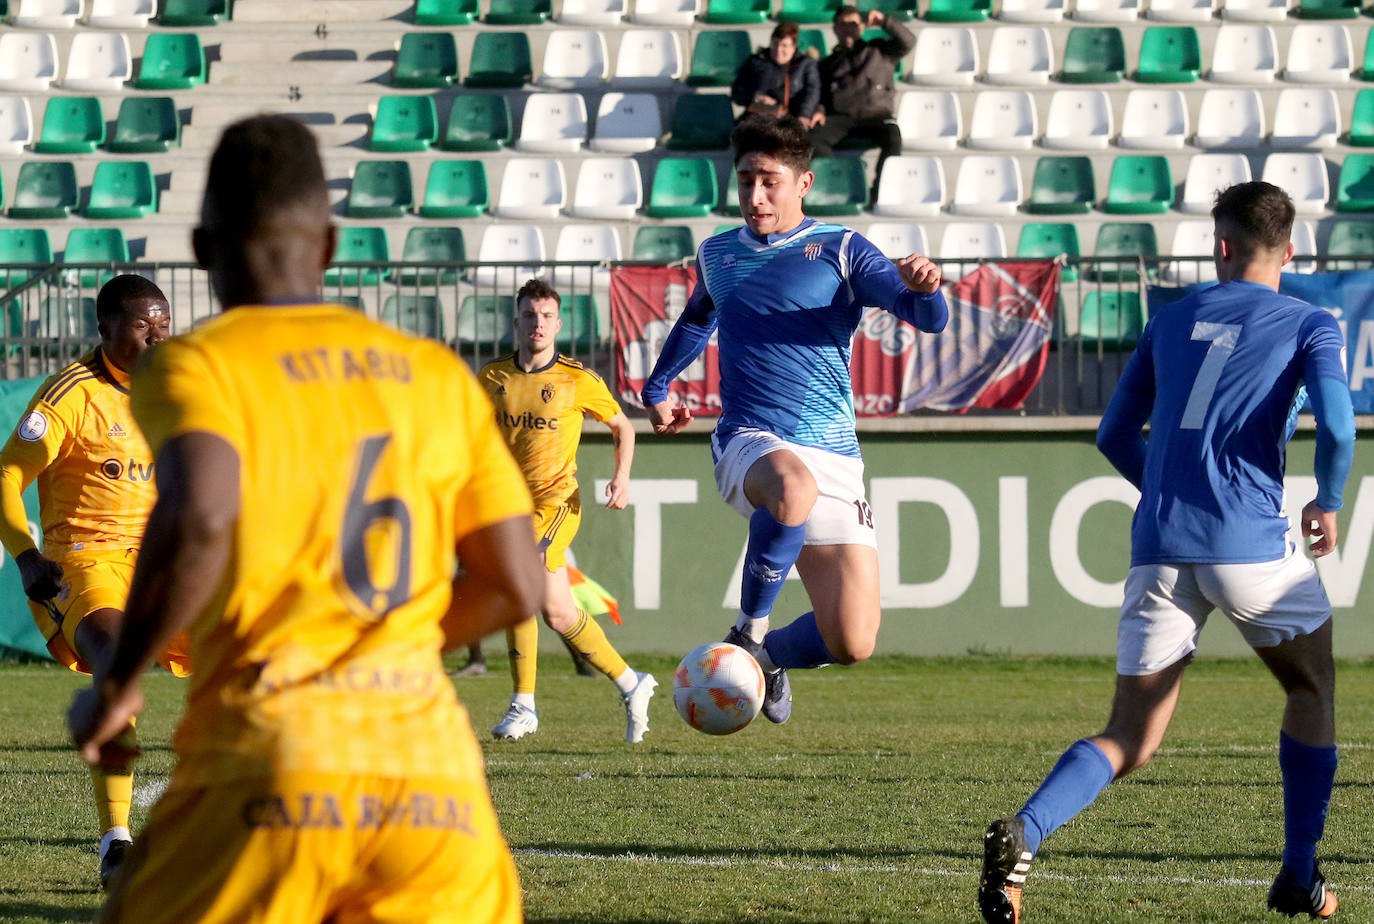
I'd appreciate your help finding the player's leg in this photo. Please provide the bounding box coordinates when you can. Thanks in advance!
[786,542,880,666]
[452,642,488,678]
[735,447,816,645]
[493,505,564,739]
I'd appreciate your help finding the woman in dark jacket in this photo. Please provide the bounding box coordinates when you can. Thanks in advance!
[730,21,821,125]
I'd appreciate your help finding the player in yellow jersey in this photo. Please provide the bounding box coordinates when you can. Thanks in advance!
[67,115,544,923]
[479,279,657,743]
[0,273,187,887]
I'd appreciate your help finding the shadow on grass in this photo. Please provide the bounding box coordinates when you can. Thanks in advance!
[0,835,89,849]
[2,743,172,754]
[515,840,916,864]
[0,901,94,922]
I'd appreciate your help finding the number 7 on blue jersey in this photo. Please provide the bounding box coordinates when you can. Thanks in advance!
[1180,322,1243,430]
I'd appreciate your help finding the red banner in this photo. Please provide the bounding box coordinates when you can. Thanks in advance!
[610,264,722,414]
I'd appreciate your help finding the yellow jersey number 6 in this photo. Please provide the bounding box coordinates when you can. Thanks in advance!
[340,434,413,620]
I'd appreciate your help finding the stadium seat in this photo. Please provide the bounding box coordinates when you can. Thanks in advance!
[515,92,588,152]
[472,224,546,287]
[417,160,488,218]
[951,155,1022,216]
[158,0,228,24]
[381,295,444,340]
[134,33,206,90]
[1093,221,1159,280]
[413,0,478,24]
[85,160,156,219]
[325,227,390,286]
[1103,156,1174,214]
[1118,88,1188,148]
[806,157,868,215]
[8,160,76,218]
[1162,220,1217,284]
[796,27,827,57]
[12,0,78,27]
[1074,0,1139,18]
[1285,24,1353,82]
[1041,89,1112,149]
[701,0,769,22]
[615,29,685,85]
[108,96,179,152]
[88,0,150,26]
[1136,26,1201,82]
[1060,28,1125,83]
[873,155,944,216]
[780,0,840,22]
[1018,222,1081,281]
[1260,152,1329,215]
[398,227,465,285]
[442,93,511,150]
[0,97,33,155]
[1079,291,1145,346]
[1181,153,1252,212]
[1297,0,1357,16]
[62,229,128,287]
[984,27,1053,85]
[538,29,609,88]
[908,27,978,85]
[1221,0,1287,16]
[0,33,58,92]
[570,156,643,219]
[926,0,990,20]
[370,95,437,152]
[1209,24,1279,82]
[392,32,458,88]
[632,225,695,261]
[1194,88,1265,148]
[1350,89,1374,145]
[61,32,130,92]
[999,0,1063,20]
[1289,219,1317,272]
[555,295,601,349]
[629,0,699,24]
[558,0,626,23]
[686,30,752,86]
[967,90,1038,149]
[590,92,660,153]
[895,91,960,151]
[486,0,551,22]
[646,157,718,217]
[1028,156,1095,214]
[666,93,732,149]
[1336,154,1374,210]
[865,222,928,258]
[346,161,413,218]
[1326,219,1374,268]
[0,229,52,287]
[495,157,567,219]
[1270,89,1339,148]
[1147,0,1215,20]
[860,0,918,18]
[551,223,620,290]
[465,32,532,87]
[937,222,1006,281]
[456,295,515,347]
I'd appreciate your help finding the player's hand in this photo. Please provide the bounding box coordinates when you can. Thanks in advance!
[604,475,630,510]
[866,9,887,25]
[647,400,692,434]
[1302,501,1339,558]
[68,681,144,771]
[16,548,63,602]
[897,254,942,294]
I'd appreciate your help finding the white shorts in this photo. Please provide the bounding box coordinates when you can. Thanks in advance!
[710,428,876,548]
[1117,542,1332,676]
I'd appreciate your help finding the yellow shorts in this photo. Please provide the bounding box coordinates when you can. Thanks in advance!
[100,770,524,924]
[533,498,580,573]
[29,547,191,677]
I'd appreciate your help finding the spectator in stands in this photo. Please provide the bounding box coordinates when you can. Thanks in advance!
[731,21,821,124]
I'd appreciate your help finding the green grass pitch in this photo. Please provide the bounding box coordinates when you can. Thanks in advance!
[2,654,1372,923]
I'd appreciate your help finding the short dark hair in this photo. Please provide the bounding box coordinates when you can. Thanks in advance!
[731,113,813,174]
[833,3,861,20]
[1211,181,1295,253]
[771,20,800,41]
[96,274,167,325]
[516,278,561,311]
[202,115,328,235]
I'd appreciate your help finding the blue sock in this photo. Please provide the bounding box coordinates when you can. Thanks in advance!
[1017,739,1117,854]
[763,612,834,669]
[739,508,806,621]
[1279,732,1338,885]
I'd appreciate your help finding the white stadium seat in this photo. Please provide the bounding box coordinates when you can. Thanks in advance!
[1194,88,1265,149]
[967,90,1038,150]
[0,33,58,92]
[569,156,643,219]
[873,156,945,217]
[552,224,621,289]
[85,0,155,28]
[494,157,569,219]
[515,93,588,153]
[1284,24,1353,84]
[1270,88,1340,148]
[1042,89,1112,149]
[999,0,1064,21]
[538,29,609,89]
[61,32,131,92]
[896,91,961,151]
[630,0,699,25]
[908,27,979,86]
[1163,221,1218,285]
[1072,0,1140,22]
[1148,0,1215,20]
[938,222,1007,281]
[984,27,1053,85]
[12,0,79,28]
[557,0,626,25]
[589,92,660,153]
[1181,153,1252,213]
[951,156,1023,216]
[1210,24,1278,83]
[1288,219,1317,273]
[865,222,930,259]
[1221,0,1289,19]
[473,225,546,288]
[1118,88,1189,148]
[614,29,684,86]
[0,96,33,155]
[1261,152,1329,216]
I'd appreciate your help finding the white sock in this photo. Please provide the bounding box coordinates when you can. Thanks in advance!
[513,693,535,710]
[99,826,131,858]
[613,666,638,695]
[735,613,769,643]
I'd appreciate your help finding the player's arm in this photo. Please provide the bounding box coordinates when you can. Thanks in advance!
[1300,314,1356,557]
[603,412,635,509]
[0,402,70,600]
[640,277,718,434]
[847,237,949,333]
[1095,328,1156,489]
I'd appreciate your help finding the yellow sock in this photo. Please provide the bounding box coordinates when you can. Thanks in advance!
[507,616,539,695]
[558,610,629,682]
[92,765,133,833]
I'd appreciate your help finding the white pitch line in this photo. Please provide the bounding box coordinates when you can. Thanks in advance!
[132,775,168,810]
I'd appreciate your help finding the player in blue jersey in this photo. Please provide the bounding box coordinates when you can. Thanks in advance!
[979,182,1356,923]
[641,114,948,723]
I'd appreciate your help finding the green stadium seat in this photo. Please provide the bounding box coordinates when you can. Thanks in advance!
[633,226,695,261]
[370,95,438,152]
[667,94,734,150]
[715,223,743,235]
[1017,223,1080,282]
[158,0,230,25]
[62,229,129,287]
[443,93,512,150]
[34,97,105,155]
[1103,156,1174,214]
[326,227,391,286]
[0,229,52,287]
[779,0,839,22]
[393,32,459,88]
[1350,90,1374,145]
[1297,0,1359,17]
[456,294,514,347]
[858,0,917,18]
[398,226,465,284]
[1079,291,1145,347]
[797,28,827,57]
[702,0,770,22]
[686,30,753,86]
[464,33,532,88]
[645,157,718,217]
[108,97,180,153]
[85,161,157,219]
[1028,156,1095,215]
[556,294,599,350]
[414,0,478,24]
[1061,27,1125,83]
[1091,222,1158,282]
[925,0,989,21]
[331,295,365,311]
[717,165,742,215]
[1327,220,1374,269]
[805,157,867,215]
[346,161,414,218]
[485,0,551,23]
[9,162,77,219]
[382,294,444,339]
[417,160,488,218]
[1135,26,1201,83]
[134,34,207,90]
[1336,154,1374,211]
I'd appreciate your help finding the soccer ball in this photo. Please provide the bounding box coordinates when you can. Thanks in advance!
[673,642,766,735]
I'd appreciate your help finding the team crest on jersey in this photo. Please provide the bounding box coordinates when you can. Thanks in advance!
[17,411,47,442]
[804,242,823,261]
[541,384,555,403]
